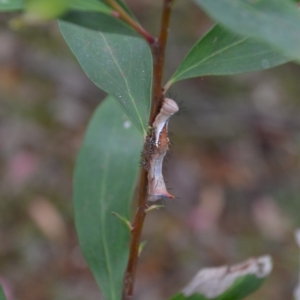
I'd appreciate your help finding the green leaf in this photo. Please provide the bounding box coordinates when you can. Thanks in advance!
[171,293,207,300]
[25,0,72,20]
[74,96,142,300]
[0,285,7,300]
[0,0,23,11]
[0,0,132,17]
[70,0,112,14]
[171,275,264,300]
[194,0,300,62]
[169,256,272,300]
[293,230,300,300]
[168,24,290,86]
[59,11,152,135]
[0,0,111,14]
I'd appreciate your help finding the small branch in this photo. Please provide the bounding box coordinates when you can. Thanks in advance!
[145,204,164,213]
[111,212,133,231]
[122,1,174,299]
[105,0,156,45]
[122,167,148,299]
[149,0,174,125]
[138,241,147,257]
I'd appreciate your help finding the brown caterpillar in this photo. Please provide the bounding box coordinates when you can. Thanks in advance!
[152,98,179,146]
[147,98,179,201]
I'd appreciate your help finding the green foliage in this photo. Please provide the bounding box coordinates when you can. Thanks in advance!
[59,11,152,135]
[0,0,23,10]
[0,0,113,16]
[168,24,289,86]
[194,0,300,62]
[0,285,6,300]
[171,294,207,300]
[2,0,297,299]
[25,0,72,20]
[170,275,266,300]
[73,96,142,300]
[70,0,112,14]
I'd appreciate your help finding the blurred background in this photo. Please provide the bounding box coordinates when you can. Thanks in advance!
[1,1,300,299]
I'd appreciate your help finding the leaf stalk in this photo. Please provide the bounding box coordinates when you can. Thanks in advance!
[105,0,156,45]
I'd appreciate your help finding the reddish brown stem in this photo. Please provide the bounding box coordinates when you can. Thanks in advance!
[122,168,147,300]
[106,0,156,45]
[150,0,173,125]
[122,1,173,299]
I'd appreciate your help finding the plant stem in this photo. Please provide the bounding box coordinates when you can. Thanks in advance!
[105,0,156,45]
[122,1,173,299]
[150,0,174,124]
[122,167,147,300]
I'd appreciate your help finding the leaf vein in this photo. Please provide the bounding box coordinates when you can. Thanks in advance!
[173,36,248,81]
[100,33,146,134]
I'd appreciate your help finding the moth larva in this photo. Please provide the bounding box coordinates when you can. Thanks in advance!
[147,143,175,201]
[147,98,178,201]
[152,98,179,146]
